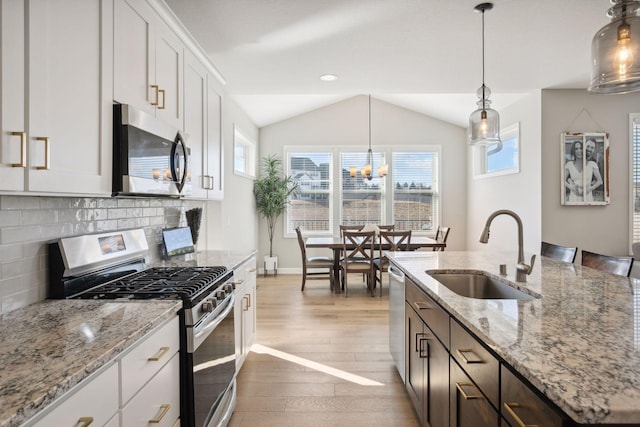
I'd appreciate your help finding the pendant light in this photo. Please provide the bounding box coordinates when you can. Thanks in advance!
[588,0,640,94]
[350,95,387,180]
[468,3,501,146]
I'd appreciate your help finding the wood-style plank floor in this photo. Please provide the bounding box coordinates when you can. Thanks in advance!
[228,274,420,427]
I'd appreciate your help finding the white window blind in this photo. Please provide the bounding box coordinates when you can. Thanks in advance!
[392,151,439,231]
[633,116,640,244]
[286,152,332,235]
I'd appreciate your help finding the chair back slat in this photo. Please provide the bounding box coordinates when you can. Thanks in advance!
[433,226,451,251]
[581,249,634,277]
[340,224,364,238]
[541,241,577,263]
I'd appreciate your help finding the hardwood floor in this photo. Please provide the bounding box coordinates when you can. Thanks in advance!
[229,274,420,427]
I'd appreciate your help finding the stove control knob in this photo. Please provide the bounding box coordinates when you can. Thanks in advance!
[202,300,215,313]
[224,283,234,293]
[215,290,226,300]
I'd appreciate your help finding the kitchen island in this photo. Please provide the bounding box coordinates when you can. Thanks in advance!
[388,250,640,425]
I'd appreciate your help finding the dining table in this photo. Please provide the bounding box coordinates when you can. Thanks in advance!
[305,235,445,293]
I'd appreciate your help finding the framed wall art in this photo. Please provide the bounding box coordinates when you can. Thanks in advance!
[560,132,609,205]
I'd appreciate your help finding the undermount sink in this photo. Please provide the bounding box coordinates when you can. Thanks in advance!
[426,270,538,301]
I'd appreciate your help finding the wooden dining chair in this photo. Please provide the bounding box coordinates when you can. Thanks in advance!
[581,249,634,277]
[432,226,450,251]
[339,224,364,237]
[373,230,411,297]
[541,241,577,263]
[295,227,335,291]
[377,224,395,232]
[340,230,376,297]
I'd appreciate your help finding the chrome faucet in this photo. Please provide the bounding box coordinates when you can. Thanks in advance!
[479,210,536,282]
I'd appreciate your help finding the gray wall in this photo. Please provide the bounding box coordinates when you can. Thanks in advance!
[258,95,467,271]
[466,92,542,255]
[542,89,640,259]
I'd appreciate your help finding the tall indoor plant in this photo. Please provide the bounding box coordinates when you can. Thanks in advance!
[254,155,298,273]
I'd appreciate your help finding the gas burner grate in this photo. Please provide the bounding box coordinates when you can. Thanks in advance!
[78,266,229,302]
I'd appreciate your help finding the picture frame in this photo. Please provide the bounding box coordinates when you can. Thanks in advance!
[560,132,609,205]
[473,122,520,179]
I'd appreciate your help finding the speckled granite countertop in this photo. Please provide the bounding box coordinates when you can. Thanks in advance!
[387,250,640,425]
[0,299,181,427]
[150,249,257,271]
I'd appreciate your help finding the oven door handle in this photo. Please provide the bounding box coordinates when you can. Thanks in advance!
[193,293,235,342]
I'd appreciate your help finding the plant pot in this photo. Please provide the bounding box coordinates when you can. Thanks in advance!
[264,256,278,276]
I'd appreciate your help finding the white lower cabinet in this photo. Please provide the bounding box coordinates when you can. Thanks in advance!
[234,255,257,370]
[121,353,180,427]
[30,363,119,427]
[24,315,180,427]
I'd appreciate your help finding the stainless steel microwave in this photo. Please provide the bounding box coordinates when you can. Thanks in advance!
[113,104,191,197]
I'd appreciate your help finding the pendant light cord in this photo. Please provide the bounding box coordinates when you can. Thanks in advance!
[481,8,486,104]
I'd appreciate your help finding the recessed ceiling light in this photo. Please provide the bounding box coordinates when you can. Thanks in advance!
[320,74,338,82]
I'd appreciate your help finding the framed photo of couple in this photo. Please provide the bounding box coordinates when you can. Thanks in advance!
[561,132,609,206]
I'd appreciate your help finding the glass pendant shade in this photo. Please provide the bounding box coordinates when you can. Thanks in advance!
[589,0,640,94]
[468,85,501,146]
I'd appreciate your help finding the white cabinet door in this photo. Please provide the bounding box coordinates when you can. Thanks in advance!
[206,74,224,200]
[234,279,247,370]
[154,25,183,129]
[235,256,257,370]
[0,0,25,191]
[114,0,183,130]
[113,0,155,116]
[183,51,208,199]
[27,0,112,195]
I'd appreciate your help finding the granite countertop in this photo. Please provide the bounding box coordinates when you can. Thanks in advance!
[0,299,181,427]
[387,250,640,425]
[150,249,257,271]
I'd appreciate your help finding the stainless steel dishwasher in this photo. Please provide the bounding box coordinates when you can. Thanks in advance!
[388,263,405,382]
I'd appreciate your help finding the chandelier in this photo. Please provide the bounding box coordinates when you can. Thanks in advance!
[350,95,388,180]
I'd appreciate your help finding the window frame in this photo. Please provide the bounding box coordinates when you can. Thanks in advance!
[233,124,256,179]
[630,114,640,253]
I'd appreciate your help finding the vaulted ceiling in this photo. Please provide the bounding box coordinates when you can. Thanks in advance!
[164,0,608,127]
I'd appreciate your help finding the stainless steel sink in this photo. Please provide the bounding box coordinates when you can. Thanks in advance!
[426,270,538,300]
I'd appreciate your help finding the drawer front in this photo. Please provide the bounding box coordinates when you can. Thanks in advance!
[121,353,180,427]
[121,316,179,404]
[450,319,499,408]
[31,363,118,427]
[406,278,449,348]
[501,366,564,427]
[450,359,499,427]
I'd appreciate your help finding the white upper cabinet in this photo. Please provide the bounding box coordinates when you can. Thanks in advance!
[0,0,112,195]
[183,51,224,200]
[114,0,183,130]
[0,0,25,191]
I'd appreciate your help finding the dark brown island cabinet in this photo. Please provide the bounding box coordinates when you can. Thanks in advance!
[404,277,565,427]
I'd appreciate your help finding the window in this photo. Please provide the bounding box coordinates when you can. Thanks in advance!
[392,150,439,231]
[233,125,256,178]
[631,115,640,248]
[287,151,333,235]
[285,146,439,236]
[473,122,520,178]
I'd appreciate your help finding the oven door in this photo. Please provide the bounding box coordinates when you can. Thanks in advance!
[183,293,236,427]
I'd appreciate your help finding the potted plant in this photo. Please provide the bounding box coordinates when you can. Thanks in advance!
[253,155,298,274]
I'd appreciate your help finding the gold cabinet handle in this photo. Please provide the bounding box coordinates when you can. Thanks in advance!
[503,402,539,427]
[35,137,50,170]
[245,293,251,308]
[247,267,257,273]
[242,295,249,311]
[158,89,166,109]
[413,301,432,310]
[148,403,170,423]
[455,382,483,400]
[151,84,160,106]
[147,346,170,361]
[10,132,26,167]
[456,348,484,364]
[233,279,245,285]
[76,417,94,427]
[418,335,429,358]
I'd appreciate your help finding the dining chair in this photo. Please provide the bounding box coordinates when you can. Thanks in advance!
[373,230,411,297]
[340,230,376,297]
[339,224,364,237]
[295,227,335,291]
[377,224,395,232]
[581,249,634,277]
[432,226,450,251]
[541,241,577,263]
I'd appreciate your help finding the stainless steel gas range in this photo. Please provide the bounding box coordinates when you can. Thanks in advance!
[48,228,236,427]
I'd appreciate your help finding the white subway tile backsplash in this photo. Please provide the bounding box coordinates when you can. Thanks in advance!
[0,195,204,314]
